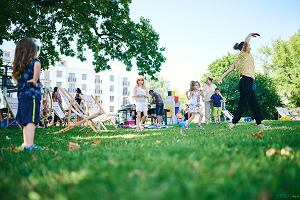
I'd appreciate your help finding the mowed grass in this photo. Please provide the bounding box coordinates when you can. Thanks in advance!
[1,121,300,200]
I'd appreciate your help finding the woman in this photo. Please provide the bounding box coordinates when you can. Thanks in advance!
[203,77,217,123]
[219,32,268,130]
[132,77,148,131]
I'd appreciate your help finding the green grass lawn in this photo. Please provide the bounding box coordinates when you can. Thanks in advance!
[1,121,300,200]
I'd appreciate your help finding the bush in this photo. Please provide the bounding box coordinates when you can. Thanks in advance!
[218,73,283,120]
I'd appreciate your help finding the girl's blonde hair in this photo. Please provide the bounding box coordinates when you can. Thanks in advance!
[189,80,200,91]
[136,76,146,88]
[12,38,38,81]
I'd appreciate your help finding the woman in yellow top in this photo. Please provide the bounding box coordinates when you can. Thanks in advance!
[219,32,267,130]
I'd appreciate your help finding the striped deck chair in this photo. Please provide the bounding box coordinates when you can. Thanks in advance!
[82,95,116,131]
[4,97,21,128]
[54,88,106,134]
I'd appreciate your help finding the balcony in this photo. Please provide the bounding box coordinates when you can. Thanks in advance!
[122,81,130,86]
[95,79,102,84]
[68,77,76,82]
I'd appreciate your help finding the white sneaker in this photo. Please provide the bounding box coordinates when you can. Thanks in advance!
[258,124,271,130]
[228,123,235,130]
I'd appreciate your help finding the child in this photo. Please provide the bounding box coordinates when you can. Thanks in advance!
[132,76,148,131]
[210,88,224,124]
[12,38,42,151]
[185,81,204,128]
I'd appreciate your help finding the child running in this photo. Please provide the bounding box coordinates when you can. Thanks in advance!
[132,76,148,131]
[12,38,42,151]
[184,81,204,129]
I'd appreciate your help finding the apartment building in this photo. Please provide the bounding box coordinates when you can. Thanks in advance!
[40,61,135,113]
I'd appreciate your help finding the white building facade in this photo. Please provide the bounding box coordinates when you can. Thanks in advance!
[40,61,135,113]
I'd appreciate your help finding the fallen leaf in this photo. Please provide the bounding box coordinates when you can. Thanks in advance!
[6,136,11,140]
[251,130,263,139]
[92,140,101,145]
[266,148,277,157]
[69,142,80,151]
[155,140,161,144]
[280,146,292,156]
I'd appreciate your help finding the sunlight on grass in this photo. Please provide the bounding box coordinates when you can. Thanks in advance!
[271,126,294,131]
[71,132,165,140]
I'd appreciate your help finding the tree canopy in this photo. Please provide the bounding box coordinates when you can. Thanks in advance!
[258,31,300,107]
[0,0,166,78]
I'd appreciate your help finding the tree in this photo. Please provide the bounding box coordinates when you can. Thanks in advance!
[145,75,170,100]
[0,0,166,78]
[258,31,300,107]
[203,54,282,120]
[201,53,237,83]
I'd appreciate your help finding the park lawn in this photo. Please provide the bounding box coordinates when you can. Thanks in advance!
[0,121,300,200]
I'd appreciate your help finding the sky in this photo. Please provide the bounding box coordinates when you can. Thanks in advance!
[2,0,300,92]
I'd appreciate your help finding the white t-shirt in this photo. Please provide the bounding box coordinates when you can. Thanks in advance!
[203,84,217,102]
[135,87,147,103]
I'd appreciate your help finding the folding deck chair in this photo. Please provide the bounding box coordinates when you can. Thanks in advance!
[82,94,116,130]
[221,100,233,122]
[3,97,21,128]
[275,107,297,120]
[54,88,107,134]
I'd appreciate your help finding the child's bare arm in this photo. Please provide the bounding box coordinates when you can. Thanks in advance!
[27,61,41,87]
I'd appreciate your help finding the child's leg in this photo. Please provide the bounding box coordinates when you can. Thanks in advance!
[186,113,195,125]
[218,116,221,123]
[198,111,204,125]
[23,128,27,146]
[24,123,36,146]
[214,116,217,123]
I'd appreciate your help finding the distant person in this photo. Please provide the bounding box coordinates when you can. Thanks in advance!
[210,88,224,124]
[184,104,190,121]
[132,76,148,131]
[75,88,83,106]
[203,77,217,123]
[52,87,62,125]
[184,81,204,129]
[219,32,269,130]
[149,90,164,126]
[12,38,42,151]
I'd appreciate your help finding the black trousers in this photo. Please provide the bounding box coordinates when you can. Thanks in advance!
[232,76,262,125]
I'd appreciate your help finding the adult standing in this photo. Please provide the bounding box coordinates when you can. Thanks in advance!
[52,87,62,125]
[203,77,217,123]
[218,32,268,130]
[149,90,164,126]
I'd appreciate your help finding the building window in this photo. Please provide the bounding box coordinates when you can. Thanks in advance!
[68,73,76,82]
[68,83,76,93]
[82,84,87,91]
[82,74,87,80]
[95,75,101,84]
[44,71,50,80]
[110,96,114,102]
[123,97,129,105]
[123,87,128,96]
[95,95,100,103]
[56,71,62,78]
[110,106,114,113]
[110,75,114,82]
[95,85,101,94]
[110,85,114,92]
[56,82,62,87]
[123,77,128,86]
